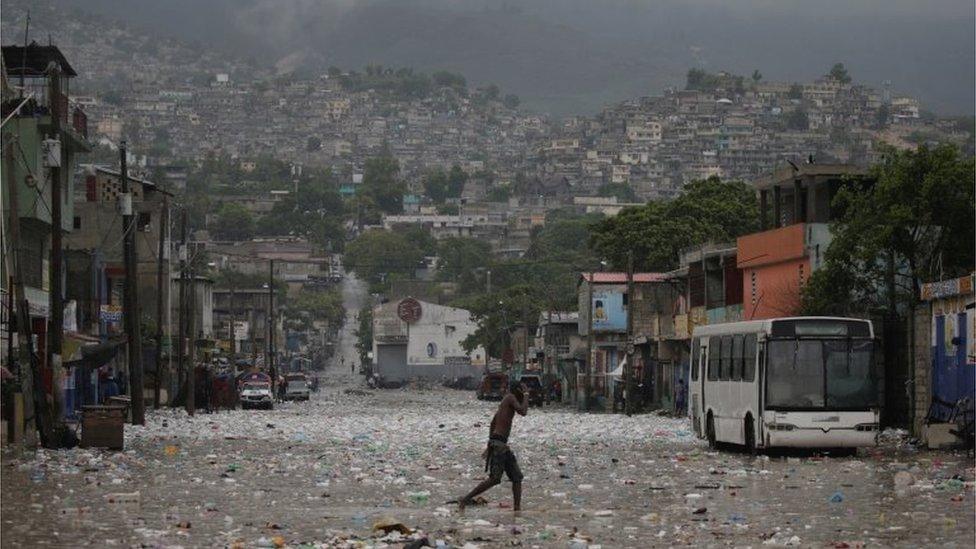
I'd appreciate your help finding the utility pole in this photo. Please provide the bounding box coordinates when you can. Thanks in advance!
[268,259,276,383]
[47,62,66,422]
[229,287,236,362]
[186,260,196,417]
[153,198,168,409]
[584,271,593,412]
[120,141,145,424]
[521,298,528,374]
[5,139,48,447]
[175,210,186,406]
[625,251,635,416]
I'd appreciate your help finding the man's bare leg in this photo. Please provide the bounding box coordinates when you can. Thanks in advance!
[459,478,499,510]
[512,481,522,511]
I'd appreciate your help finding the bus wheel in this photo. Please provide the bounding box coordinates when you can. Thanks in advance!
[744,415,756,456]
[706,413,716,449]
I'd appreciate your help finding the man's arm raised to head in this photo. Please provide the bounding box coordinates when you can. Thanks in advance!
[511,391,528,416]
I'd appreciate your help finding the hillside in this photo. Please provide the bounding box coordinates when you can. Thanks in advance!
[28,0,976,117]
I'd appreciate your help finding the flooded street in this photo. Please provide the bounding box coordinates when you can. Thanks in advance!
[3,277,974,548]
[2,385,974,548]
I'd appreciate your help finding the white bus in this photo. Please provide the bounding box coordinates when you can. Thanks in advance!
[689,317,880,451]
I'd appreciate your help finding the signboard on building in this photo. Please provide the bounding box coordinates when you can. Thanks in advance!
[99,304,122,323]
[397,298,423,323]
[233,321,249,341]
[444,356,471,368]
[591,289,627,332]
[921,274,974,301]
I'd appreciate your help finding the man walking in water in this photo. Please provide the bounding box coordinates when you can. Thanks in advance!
[459,382,529,511]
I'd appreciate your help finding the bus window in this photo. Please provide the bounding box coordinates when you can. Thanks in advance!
[707,336,720,381]
[743,334,757,381]
[731,335,744,381]
[767,340,826,408]
[690,338,700,381]
[720,336,732,380]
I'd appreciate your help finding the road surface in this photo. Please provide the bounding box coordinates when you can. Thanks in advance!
[1,276,973,547]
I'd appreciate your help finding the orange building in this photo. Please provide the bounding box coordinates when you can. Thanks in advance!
[737,163,868,320]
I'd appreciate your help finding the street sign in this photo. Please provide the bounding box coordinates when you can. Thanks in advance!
[397,298,423,323]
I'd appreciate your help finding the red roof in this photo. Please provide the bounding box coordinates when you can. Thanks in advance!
[580,272,668,283]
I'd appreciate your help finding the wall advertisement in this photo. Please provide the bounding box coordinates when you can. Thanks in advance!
[592,289,627,332]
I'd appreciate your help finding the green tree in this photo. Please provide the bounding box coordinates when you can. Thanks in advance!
[801,144,975,316]
[432,70,466,90]
[362,156,403,214]
[787,83,803,100]
[829,62,852,84]
[447,165,468,198]
[424,168,449,203]
[589,176,758,271]
[457,284,540,359]
[503,94,520,109]
[401,225,437,256]
[355,304,373,365]
[102,89,124,105]
[214,202,254,240]
[344,229,424,285]
[875,104,890,129]
[290,289,345,329]
[597,182,638,202]
[437,237,492,286]
[786,108,809,131]
[436,203,460,215]
[487,185,510,202]
[751,69,762,85]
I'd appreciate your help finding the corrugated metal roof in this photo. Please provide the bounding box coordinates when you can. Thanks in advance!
[580,272,668,283]
[2,43,77,77]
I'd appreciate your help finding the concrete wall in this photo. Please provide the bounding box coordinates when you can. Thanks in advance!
[913,307,932,436]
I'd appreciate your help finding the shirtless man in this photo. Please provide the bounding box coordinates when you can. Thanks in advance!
[458,382,529,511]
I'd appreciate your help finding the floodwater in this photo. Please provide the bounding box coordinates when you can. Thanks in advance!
[3,274,973,547]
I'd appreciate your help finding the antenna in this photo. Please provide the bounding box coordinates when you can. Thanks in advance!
[21,10,31,93]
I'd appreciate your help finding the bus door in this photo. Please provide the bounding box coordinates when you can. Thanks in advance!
[689,337,700,436]
[754,337,766,447]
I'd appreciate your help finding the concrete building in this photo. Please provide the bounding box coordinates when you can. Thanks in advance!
[371,298,485,385]
[738,163,867,320]
[913,273,975,441]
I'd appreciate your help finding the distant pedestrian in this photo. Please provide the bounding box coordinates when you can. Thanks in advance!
[675,378,687,416]
[351,361,356,374]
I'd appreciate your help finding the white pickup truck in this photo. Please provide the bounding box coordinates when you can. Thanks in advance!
[240,381,274,410]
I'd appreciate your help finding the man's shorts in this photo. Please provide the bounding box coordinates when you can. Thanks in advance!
[487,439,523,483]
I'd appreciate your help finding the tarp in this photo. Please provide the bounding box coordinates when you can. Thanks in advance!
[64,338,125,370]
[609,357,627,378]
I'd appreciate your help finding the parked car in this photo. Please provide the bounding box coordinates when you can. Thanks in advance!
[283,373,311,401]
[476,372,509,400]
[519,374,545,407]
[240,381,274,410]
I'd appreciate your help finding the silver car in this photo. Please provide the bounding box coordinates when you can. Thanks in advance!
[284,378,311,401]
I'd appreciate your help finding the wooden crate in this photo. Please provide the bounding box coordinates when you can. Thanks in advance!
[80,405,126,450]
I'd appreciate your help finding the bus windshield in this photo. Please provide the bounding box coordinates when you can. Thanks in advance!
[766,339,877,409]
